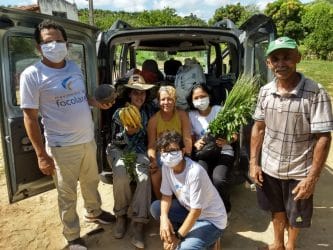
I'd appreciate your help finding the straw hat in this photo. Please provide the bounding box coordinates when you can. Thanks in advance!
[124,74,155,90]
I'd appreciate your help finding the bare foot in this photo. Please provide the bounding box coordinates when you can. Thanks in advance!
[257,244,285,250]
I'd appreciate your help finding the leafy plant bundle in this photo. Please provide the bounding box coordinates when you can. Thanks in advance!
[121,151,137,182]
[208,74,260,141]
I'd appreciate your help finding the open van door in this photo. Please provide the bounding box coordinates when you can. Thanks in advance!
[239,14,277,83]
[0,7,99,203]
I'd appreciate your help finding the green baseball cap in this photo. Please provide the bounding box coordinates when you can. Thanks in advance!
[266,36,297,56]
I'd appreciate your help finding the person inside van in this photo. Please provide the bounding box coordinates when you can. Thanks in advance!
[147,85,192,199]
[141,59,164,83]
[164,58,182,83]
[106,74,156,248]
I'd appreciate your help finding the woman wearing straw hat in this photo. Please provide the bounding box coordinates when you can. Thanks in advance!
[106,74,156,248]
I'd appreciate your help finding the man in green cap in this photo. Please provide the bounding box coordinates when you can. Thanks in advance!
[250,36,333,250]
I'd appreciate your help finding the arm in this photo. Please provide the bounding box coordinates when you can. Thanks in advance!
[249,120,266,186]
[160,195,174,243]
[23,109,55,176]
[177,208,201,239]
[179,110,192,155]
[147,115,162,199]
[147,115,158,167]
[293,132,331,200]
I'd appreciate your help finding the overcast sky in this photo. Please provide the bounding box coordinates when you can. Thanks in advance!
[2,0,313,21]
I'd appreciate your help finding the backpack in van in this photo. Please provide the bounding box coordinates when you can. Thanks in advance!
[174,58,206,110]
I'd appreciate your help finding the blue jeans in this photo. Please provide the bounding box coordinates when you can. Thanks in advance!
[150,199,224,250]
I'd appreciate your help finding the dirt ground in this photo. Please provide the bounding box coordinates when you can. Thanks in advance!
[0,138,333,250]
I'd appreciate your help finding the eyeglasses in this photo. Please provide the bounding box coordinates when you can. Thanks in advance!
[40,40,66,45]
[161,150,181,155]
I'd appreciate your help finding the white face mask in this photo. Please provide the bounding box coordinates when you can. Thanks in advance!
[41,41,67,63]
[160,150,183,168]
[193,97,210,111]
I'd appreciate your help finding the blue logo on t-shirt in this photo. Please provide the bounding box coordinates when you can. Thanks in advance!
[61,77,73,90]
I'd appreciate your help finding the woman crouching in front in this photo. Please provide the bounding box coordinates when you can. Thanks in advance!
[150,130,227,250]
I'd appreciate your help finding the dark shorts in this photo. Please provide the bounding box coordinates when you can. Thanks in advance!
[256,172,313,228]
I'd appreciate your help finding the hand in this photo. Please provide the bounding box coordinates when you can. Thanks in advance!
[98,101,115,109]
[194,138,206,150]
[160,216,174,243]
[149,162,159,174]
[89,96,115,109]
[38,154,55,176]
[231,133,238,143]
[125,126,140,135]
[249,163,263,187]
[163,235,179,250]
[215,137,227,148]
[292,176,318,201]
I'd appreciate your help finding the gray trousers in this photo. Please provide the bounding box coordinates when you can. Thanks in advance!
[106,146,151,223]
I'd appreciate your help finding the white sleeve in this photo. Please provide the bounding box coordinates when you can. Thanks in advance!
[188,173,204,209]
[20,67,40,109]
[160,167,173,196]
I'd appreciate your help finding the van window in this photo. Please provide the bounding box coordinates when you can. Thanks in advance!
[136,50,207,74]
[254,41,269,83]
[112,44,122,82]
[8,36,86,106]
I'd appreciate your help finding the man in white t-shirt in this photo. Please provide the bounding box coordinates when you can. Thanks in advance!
[150,130,227,250]
[20,20,115,249]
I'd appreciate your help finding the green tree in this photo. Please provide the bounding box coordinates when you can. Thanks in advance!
[182,13,207,26]
[264,0,304,42]
[79,8,206,30]
[136,8,182,26]
[209,3,249,26]
[302,1,333,60]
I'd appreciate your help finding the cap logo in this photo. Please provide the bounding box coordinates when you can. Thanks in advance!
[276,38,285,44]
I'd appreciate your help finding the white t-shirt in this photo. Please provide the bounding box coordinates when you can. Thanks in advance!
[20,60,94,147]
[189,105,234,156]
[160,157,227,229]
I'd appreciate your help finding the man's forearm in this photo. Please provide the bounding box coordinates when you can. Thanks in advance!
[250,121,265,165]
[308,132,331,179]
[23,112,46,157]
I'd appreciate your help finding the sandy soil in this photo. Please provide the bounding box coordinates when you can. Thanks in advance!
[1,137,333,249]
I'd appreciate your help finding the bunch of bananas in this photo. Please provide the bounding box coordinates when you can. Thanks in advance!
[119,103,142,128]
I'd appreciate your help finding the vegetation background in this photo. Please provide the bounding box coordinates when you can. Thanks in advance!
[81,0,333,94]
[78,0,333,61]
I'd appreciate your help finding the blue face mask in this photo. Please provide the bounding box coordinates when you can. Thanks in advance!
[160,150,183,168]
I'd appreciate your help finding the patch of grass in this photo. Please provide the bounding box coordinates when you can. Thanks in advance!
[298,60,333,97]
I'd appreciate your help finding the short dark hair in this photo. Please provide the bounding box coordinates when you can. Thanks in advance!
[186,83,212,110]
[156,130,184,152]
[34,20,67,44]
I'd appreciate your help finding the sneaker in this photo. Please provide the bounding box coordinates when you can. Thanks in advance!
[68,238,87,250]
[85,210,116,224]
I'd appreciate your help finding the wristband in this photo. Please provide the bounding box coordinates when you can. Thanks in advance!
[175,231,185,241]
